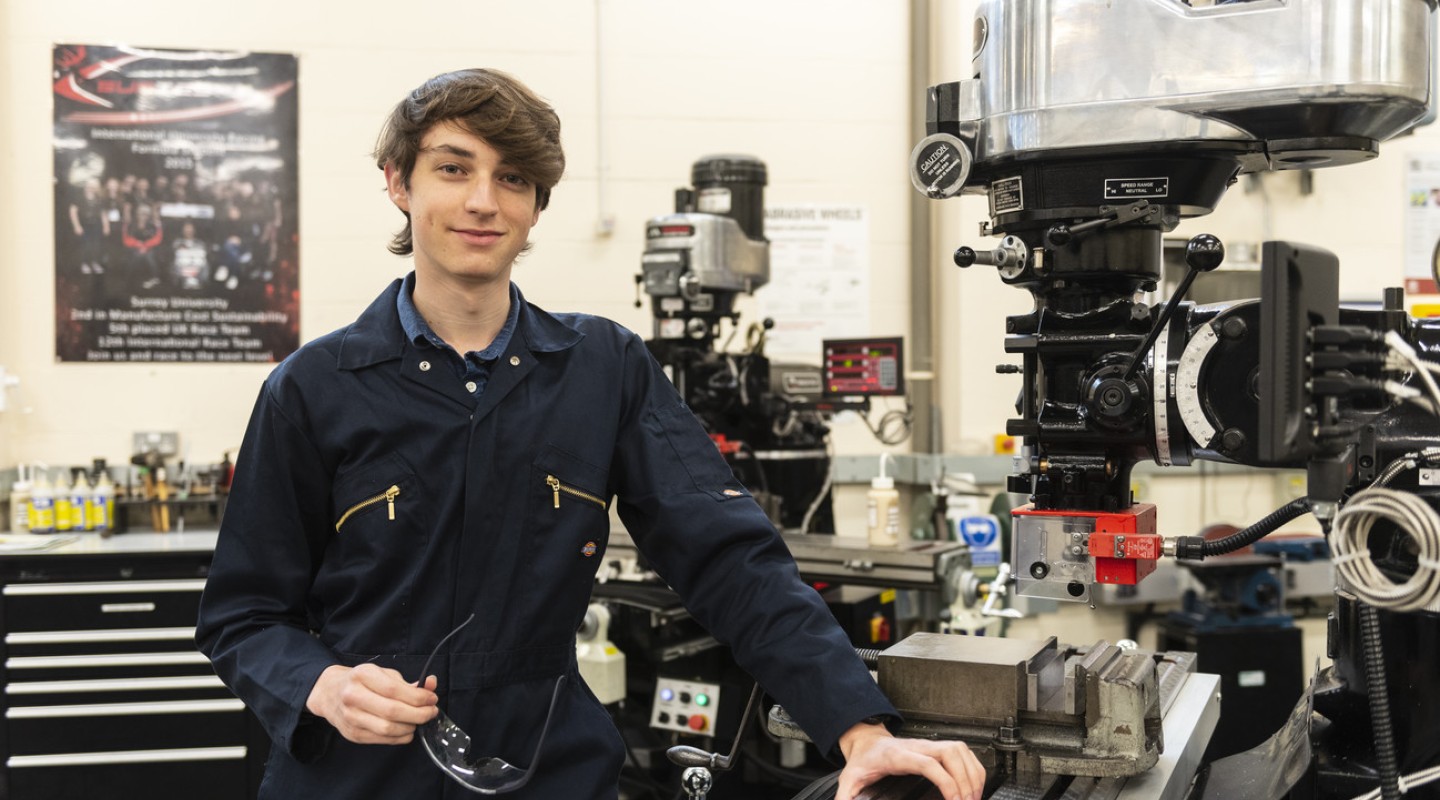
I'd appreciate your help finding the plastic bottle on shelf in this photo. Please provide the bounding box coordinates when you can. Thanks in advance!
[866,453,901,547]
[9,470,31,534]
[54,473,73,533]
[91,473,115,537]
[29,474,56,534]
[70,472,91,532]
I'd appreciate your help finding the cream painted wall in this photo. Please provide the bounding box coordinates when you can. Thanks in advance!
[0,10,16,473]
[3,2,1433,548]
[0,1,915,478]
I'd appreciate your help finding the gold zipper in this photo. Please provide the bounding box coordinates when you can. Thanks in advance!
[546,475,607,511]
[335,485,400,532]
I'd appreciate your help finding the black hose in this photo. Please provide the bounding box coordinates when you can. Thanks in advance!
[738,742,828,789]
[1198,497,1311,558]
[735,442,770,495]
[1359,603,1402,800]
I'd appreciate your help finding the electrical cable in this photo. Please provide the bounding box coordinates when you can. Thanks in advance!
[615,704,677,800]
[772,410,800,439]
[1168,496,1310,562]
[720,318,740,353]
[735,441,770,495]
[861,397,913,446]
[1373,448,1440,488]
[1385,331,1440,415]
[1358,603,1402,800]
[1332,487,1440,612]
[797,436,834,534]
[1348,765,1440,800]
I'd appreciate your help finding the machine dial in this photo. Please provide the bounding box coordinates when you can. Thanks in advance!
[1176,320,1221,449]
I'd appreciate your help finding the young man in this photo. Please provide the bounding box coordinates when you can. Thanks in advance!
[197,68,985,800]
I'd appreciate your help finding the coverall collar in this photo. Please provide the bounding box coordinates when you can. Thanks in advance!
[336,276,584,371]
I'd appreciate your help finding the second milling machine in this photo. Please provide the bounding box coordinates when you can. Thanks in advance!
[583,156,984,797]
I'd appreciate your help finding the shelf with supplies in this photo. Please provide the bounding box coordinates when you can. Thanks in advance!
[2,462,230,537]
[112,493,226,535]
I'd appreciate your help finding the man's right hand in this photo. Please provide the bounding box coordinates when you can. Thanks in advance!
[305,663,439,745]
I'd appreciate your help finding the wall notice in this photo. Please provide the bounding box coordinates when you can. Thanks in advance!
[52,44,299,363]
[1405,154,1440,296]
[758,204,871,362]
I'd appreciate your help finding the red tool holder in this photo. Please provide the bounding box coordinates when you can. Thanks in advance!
[1012,504,1160,585]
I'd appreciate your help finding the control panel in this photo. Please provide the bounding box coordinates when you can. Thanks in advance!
[649,678,721,735]
[822,337,905,397]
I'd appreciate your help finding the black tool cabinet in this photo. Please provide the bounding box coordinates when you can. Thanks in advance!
[0,534,265,799]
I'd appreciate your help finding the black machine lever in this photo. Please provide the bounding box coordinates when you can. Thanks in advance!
[1121,233,1224,382]
[667,683,764,799]
[1044,199,1159,248]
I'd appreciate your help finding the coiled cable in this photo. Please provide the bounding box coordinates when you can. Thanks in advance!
[1332,487,1440,612]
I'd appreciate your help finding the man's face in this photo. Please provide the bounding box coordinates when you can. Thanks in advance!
[385,122,542,286]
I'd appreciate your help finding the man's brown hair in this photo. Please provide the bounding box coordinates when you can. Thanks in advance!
[374,68,565,256]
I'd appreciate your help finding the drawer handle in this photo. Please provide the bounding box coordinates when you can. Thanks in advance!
[4,580,206,596]
[7,627,194,645]
[7,698,244,719]
[8,746,246,768]
[6,652,211,669]
[8,675,225,695]
[101,603,156,614]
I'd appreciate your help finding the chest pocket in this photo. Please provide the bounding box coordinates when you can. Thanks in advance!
[333,453,423,536]
[320,453,431,651]
[521,446,611,600]
[531,445,609,518]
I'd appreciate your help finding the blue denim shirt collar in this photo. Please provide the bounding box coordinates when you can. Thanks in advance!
[396,271,520,361]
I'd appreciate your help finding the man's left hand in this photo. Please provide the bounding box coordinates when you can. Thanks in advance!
[836,721,985,800]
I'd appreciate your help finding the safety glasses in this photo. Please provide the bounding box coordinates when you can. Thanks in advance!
[415,614,567,794]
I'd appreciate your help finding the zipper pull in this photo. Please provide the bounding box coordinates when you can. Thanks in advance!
[547,475,560,509]
[385,485,399,520]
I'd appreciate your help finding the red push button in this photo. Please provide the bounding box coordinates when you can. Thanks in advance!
[687,715,708,732]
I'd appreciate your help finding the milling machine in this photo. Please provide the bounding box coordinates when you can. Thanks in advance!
[769,2,1440,798]
[639,155,834,531]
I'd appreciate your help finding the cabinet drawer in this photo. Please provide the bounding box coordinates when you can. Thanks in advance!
[4,580,205,632]
[7,746,247,800]
[7,701,245,755]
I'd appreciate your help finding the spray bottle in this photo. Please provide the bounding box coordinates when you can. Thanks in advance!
[9,465,31,534]
[867,453,901,547]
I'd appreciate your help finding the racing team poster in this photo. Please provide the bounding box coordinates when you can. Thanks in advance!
[53,45,299,363]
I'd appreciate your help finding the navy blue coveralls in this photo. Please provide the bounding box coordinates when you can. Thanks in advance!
[196,278,899,799]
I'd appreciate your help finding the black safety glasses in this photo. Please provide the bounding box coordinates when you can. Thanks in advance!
[415,614,567,794]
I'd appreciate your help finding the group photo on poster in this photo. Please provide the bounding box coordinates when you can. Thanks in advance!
[52,44,298,363]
